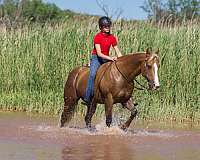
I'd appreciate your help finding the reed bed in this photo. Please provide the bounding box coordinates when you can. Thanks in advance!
[0,18,199,122]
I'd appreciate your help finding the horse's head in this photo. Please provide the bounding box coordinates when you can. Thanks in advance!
[141,48,160,91]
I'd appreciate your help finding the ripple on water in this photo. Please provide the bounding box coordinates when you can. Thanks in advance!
[134,129,175,138]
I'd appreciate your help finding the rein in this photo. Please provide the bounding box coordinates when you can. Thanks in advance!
[114,60,149,91]
[134,79,149,90]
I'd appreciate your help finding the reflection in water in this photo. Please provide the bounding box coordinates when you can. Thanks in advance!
[62,136,133,160]
[0,112,200,160]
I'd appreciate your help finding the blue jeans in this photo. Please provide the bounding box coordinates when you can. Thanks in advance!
[85,55,108,102]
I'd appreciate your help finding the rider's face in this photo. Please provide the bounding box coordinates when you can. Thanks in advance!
[101,26,111,33]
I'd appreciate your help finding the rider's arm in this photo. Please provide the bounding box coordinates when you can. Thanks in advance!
[113,45,122,57]
[95,44,117,61]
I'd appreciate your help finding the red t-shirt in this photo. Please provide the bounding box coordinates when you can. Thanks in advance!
[92,32,117,56]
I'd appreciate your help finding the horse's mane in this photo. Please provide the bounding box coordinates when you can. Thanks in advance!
[117,52,159,62]
[117,52,147,62]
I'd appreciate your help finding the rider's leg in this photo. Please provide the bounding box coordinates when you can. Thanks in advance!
[85,55,101,103]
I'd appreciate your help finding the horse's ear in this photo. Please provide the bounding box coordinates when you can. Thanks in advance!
[146,48,151,56]
[155,48,159,55]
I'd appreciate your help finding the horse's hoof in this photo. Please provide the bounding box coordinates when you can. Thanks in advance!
[58,115,65,128]
[86,124,91,129]
[86,126,97,132]
[89,127,97,133]
[58,121,64,128]
[119,124,128,131]
[81,101,91,106]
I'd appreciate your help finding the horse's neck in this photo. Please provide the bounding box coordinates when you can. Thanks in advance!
[117,54,145,80]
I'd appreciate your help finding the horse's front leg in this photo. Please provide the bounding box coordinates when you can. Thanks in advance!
[120,98,138,130]
[105,93,114,127]
[85,104,91,128]
[85,100,97,128]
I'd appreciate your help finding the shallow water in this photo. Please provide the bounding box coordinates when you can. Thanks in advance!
[0,112,200,160]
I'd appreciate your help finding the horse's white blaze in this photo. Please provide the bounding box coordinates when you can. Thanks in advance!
[153,63,159,87]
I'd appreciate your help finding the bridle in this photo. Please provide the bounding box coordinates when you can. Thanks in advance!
[114,59,149,91]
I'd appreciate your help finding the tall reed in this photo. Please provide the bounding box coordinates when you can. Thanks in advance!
[0,18,199,121]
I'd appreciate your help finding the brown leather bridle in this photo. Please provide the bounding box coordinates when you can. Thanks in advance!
[114,60,149,91]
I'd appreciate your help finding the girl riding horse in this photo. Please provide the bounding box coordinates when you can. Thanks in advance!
[59,48,160,129]
[84,16,133,107]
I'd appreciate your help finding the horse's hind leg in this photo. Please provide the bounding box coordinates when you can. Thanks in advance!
[120,98,138,130]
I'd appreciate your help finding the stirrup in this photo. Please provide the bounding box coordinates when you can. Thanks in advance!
[81,99,90,105]
[81,101,90,105]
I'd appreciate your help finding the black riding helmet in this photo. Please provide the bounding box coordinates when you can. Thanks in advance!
[98,16,112,29]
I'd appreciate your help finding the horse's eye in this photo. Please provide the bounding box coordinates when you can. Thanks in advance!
[147,64,152,68]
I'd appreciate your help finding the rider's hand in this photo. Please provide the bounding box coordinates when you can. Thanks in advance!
[111,56,117,61]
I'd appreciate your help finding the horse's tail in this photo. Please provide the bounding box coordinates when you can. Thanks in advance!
[59,67,82,127]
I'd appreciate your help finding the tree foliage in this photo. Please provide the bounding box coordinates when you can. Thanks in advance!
[21,0,64,22]
[141,0,200,22]
[0,0,71,23]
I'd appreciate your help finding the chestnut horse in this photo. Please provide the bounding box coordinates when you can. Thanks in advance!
[59,49,160,130]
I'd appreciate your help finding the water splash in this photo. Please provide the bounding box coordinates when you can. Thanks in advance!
[95,121,127,136]
[19,117,185,139]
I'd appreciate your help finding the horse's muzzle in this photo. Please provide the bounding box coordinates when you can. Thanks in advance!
[148,81,160,91]
[153,85,160,90]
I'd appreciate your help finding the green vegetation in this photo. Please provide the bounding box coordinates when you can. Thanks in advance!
[141,0,200,22]
[0,0,199,122]
[0,0,76,26]
[0,0,97,33]
[0,18,199,122]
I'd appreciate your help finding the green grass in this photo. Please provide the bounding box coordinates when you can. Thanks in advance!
[0,19,199,122]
